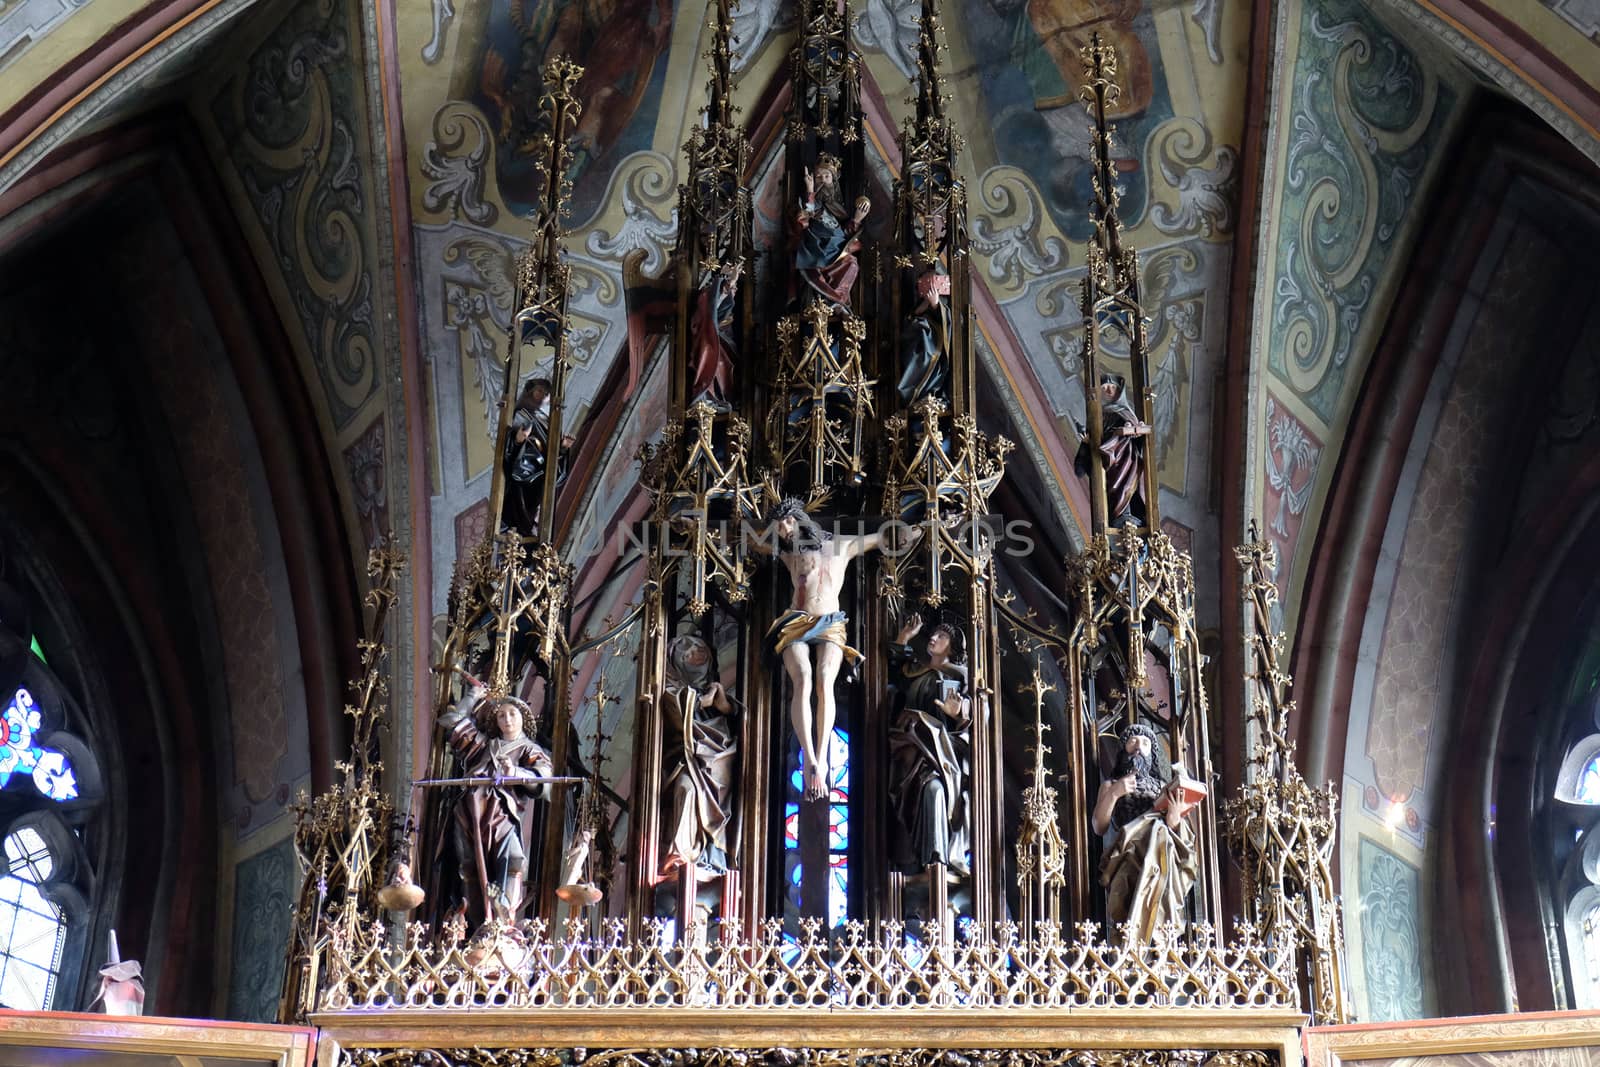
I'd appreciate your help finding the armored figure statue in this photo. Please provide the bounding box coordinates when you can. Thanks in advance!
[436,683,553,928]
[886,611,971,875]
[1092,722,1199,942]
[659,635,740,875]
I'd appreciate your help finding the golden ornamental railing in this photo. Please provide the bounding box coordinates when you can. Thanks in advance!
[315,918,1299,1012]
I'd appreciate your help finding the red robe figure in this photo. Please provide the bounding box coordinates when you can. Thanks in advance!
[689,261,742,407]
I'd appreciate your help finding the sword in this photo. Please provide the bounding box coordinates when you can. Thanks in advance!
[411,775,588,789]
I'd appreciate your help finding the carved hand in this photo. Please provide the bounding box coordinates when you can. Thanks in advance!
[897,611,924,644]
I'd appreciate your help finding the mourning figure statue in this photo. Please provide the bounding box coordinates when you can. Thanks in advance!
[1091,721,1199,942]
[1074,373,1152,527]
[886,611,971,875]
[436,683,553,928]
[659,635,740,875]
[502,377,575,537]
[792,153,870,307]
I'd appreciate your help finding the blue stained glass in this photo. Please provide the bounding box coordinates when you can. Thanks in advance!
[0,690,76,802]
[784,726,850,929]
[1578,755,1600,805]
[828,856,849,928]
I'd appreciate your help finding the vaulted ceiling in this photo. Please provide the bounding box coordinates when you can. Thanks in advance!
[1,0,1598,1023]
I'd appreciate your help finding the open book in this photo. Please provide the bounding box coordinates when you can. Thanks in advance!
[1152,765,1209,819]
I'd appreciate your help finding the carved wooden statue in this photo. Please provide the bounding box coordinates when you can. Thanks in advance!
[886,611,971,876]
[1092,721,1200,942]
[659,636,740,875]
[436,684,553,928]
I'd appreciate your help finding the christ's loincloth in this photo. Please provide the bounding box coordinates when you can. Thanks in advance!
[764,609,863,666]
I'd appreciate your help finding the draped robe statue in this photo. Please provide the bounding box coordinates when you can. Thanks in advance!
[1092,722,1199,942]
[897,269,951,410]
[689,263,740,407]
[659,636,739,875]
[437,686,552,928]
[502,377,573,537]
[1075,373,1152,527]
[886,613,971,875]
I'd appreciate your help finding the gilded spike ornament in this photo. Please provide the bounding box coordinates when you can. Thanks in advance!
[1060,36,1221,938]
[280,541,409,1022]
[1016,663,1067,926]
[627,0,762,939]
[1222,521,1349,1023]
[413,57,586,946]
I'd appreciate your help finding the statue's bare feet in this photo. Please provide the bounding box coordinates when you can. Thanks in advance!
[806,758,829,800]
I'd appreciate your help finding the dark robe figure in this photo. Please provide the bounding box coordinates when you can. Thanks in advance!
[502,377,572,537]
[689,262,741,407]
[897,269,951,409]
[1092,722,1199,943]
[436,686,553,929]
[1074,373,1152,527]
[886,612,971,875]
[659,636,739,875]
[791,154,870,306]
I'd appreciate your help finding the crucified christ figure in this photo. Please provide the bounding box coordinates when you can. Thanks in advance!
[749,499,917,800]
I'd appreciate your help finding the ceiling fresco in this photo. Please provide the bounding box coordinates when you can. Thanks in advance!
[1246,0,1467,634]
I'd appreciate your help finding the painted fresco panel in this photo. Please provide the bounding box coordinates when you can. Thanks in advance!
[956,0,1177,239]
[427,0,680,224]
[1264,0,1454,423]
[208,0,383,431]
[1357,835,1425,1022]
[1364,221,1558,804]
[226,835,295,1023]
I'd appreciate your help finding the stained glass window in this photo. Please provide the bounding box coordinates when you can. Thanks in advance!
[782,727,850,932]
[0,828,67,1010]
[0,689,78,802]
[1585,901,1600,1004]
[1577,754,1600,805]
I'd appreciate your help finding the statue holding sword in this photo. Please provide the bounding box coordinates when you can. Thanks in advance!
[431,677,564,928]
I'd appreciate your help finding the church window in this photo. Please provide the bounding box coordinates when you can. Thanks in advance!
[1583,901,1600,1005]
[0,826,67,1011]
[1578,753,1600,806]
[783,726,851,934]
[1,688,78,802]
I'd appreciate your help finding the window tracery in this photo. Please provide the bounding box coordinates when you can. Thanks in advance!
[0,824,67,1009]
[1549,726,1600,1007]
[0,599,105,1012]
